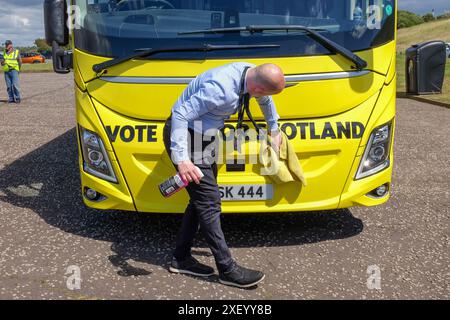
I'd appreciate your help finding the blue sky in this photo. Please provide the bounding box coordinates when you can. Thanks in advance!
[399,0,449,14]
[0,0,449,46]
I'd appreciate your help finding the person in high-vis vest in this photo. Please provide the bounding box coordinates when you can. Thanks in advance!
[1,40,22,103]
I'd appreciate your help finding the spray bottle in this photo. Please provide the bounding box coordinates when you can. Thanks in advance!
[159,166,204,198]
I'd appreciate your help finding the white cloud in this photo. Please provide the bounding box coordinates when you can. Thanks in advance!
[0,2,44,46]
[9,15,31,28]
[398,0,449,14]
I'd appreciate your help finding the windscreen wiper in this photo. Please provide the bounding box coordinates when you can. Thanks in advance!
[92,43,280,73]
[179,25,368,70]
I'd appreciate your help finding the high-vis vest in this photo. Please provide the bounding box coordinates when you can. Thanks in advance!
[2,49,20,72]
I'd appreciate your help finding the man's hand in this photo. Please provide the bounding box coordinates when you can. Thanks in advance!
[269,130,282,154]
[177,160,202,184]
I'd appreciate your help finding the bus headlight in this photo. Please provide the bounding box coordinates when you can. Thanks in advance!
[355,121,393,180]
[79,126,118,183]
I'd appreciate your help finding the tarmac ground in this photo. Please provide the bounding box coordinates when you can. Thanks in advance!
[0,73,448,299]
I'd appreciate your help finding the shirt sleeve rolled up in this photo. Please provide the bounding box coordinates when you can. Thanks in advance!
[256,95,280,132]
[170,80,226,164]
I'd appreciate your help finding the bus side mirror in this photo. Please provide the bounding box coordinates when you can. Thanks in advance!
[44,0,72,74]
[52,43,72,74]
[44,0,68,46]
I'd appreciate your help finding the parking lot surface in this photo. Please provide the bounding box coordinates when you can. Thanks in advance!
[0,73,448,299]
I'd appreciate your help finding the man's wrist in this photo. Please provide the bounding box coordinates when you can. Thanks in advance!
[172,152,190,165]
[266,119,279,133]
[268,125,280,135]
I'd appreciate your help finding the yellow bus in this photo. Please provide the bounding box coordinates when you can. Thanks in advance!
[44,0,396,213]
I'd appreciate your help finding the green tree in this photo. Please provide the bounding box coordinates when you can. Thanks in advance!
[436,13,450,20]
[397,10,424,29]
[422,13,435,22]
[34,38,51,53]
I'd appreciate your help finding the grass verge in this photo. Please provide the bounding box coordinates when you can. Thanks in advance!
[0,62,54,73]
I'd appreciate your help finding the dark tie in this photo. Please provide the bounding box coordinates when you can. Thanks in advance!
[243,93,250,109]
[237,93,249,131]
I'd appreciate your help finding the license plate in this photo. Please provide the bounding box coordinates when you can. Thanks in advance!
[219,184,273,201]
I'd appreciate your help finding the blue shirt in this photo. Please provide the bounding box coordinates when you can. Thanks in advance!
[170,62,280,164]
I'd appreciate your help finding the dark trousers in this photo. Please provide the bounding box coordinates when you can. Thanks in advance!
[163,119,234,273]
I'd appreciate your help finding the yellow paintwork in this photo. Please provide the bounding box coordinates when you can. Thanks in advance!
[86,67,387,121]
[76,41,395,81]
[75,86,135,211]
[72,11,397,213]
[339,76,396,208]
[78,41,395,122]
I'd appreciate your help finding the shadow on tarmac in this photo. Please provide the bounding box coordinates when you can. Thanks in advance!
[0,128,364,281]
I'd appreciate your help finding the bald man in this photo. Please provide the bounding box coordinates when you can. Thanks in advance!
[163,63,285,288]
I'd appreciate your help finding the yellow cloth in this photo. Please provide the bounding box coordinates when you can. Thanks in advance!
[260,131,307,186]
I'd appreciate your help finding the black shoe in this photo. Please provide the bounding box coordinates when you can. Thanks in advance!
[219,263,265,288]
[169,256,215,277]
